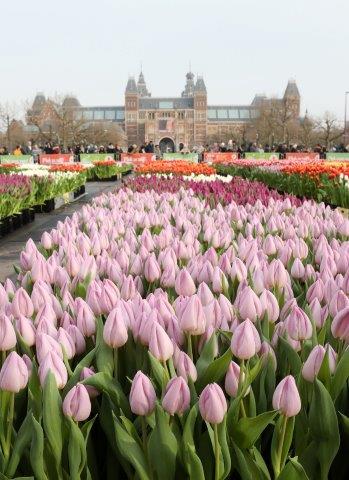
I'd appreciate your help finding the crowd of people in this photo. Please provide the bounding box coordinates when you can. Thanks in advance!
[1,139,349,160]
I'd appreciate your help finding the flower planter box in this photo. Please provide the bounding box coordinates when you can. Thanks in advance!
[0,217,13,237]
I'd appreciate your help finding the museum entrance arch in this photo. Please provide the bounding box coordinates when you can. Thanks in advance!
[159,137,175,153]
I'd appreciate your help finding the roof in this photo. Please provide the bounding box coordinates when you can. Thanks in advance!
[195,76,207,93]
[62,96,81,108]
[139,97,194,109]
[284,79,300,98]
[125,77,138,94]
[207,105,259,121]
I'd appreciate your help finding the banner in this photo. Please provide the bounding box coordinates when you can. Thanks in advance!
[285,153,321,161]
[326,152,349,161]
[163,153,199,162]
[80,153,115,164]
[203,152,239,163]
[158,119,175,132]
[0,155,34,165]
[120,153,155,164]
[39,154,74,165]
[244,152,280,160]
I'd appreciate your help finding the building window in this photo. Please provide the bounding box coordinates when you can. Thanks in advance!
[159,101,174,109]
[177,111,185,119]
[228,109,239,119]
[208,109,217,119]
[148,112,155,119]
[93,110,104,120]
[139,112,145,119]
[116,110,125,120]
[239,109,250,119]
[105,110,116,120]
[83,110,93,120]
[196,112,206,121]
[126,113,137,122]
[217,110,228,119]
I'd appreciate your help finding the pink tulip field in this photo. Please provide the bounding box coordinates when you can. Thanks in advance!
[1,172,349,479]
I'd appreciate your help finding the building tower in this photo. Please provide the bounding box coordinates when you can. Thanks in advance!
[194,76,207,146]
[124,76,139,146]
[283,79,301,118]
[137,71,151,98]
[181,71,195,98]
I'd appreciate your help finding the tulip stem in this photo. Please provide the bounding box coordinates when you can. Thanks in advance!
[240,399,247,418]
[274,415,288,478]
[4,393,14,469]
[187,334,193,361]
[141,417,153,479]
[113,348,118,379]
[214,423,220,480]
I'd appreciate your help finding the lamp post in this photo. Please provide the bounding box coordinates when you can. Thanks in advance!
[344,91,349,147]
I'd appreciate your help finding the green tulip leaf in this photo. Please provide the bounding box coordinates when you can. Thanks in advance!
[148,352,167,390]
[330,347,349,400]
[232,410,277,449]
[95,316,114,377]
[30,415,48,480]
[112,413,151,480]
[181,403,205,480]
[63,347,96,395]
[196,332,217,377]
[42,372,63,469]
[196,347,232,392]
[148,405,178,480]
[67,416,87,480]
[5,410,33,478]
[232,442,269,480]
[278,457,309,480]
[278,337,302,376]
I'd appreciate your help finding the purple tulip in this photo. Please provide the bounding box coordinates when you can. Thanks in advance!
[129,371,156,416]
[162,377,190,415]
[272,375,301,417]
[63,384,91,421]
[0,351,28,393]
[199,383,227,424]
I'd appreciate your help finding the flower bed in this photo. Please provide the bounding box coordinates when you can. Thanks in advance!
[126,174,301,207]
[86,161,133,180]
[136,160,216,176]
[215,163,349,208]
[0,174,33,220]
[0,184,348,478]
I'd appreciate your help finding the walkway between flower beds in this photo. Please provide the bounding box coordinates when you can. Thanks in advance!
[0,180,120,282]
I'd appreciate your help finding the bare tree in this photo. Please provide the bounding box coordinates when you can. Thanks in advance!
[315,112,343,150]
[0,102,21,151]
[299,113,316,148]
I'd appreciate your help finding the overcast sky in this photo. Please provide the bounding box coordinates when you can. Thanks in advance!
[1,0,349,120]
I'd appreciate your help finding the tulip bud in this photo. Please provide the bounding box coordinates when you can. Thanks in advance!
[63,384,91,421]
[67,325,86,355]
[15,315,36,347]
[199,383,227,424]
[0,351,28,392]
[225,361,250,398]
[290,258,305,280]
[302,344,337,382]
[231,319,261,360]
[129,371,156,416]
[75,298,96,337]
[272,375,301,417]
[173,350,198,382]
[175,269,196,297]
[103,307,128,348]
[162,377,190,415]
[41,232,53,250]
[331,306,349,342]
[38,351,68,389]
[179,294,206,335]
[285,306,312,341]
[238,286,263,321]
[259,290,279,323]
[149,322,174,361]
[11,287,34,319]
[144,255,161,283]
[57,327,76,359]
[0,314,17,351]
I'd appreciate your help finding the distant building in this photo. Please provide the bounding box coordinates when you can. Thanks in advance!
[28,73,300,150]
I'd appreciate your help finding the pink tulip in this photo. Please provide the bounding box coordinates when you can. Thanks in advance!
[285,306,312,341]
[331,307,349,342]
[103,308,128,348]
[63,384,91,421]
[238,286,263,321]
[36,333,63,364]
[329,290,349,318]
[0,351,28,392]
[302,344,337,382]
[259,290,279,323]
[259,341,277,369]
[199,383,227,424]
[75,298,96,337]
[267,259,289,289]
[144,255,161,283]
[86,281,103,316]
[149,322,174,361]
[38,351,68,389]
[100,279,120,314]
[11,287,34,319]
[179,295,206,335]
[0,314,17,351]
[225,361,249,397]
[162,377,190,415]
[272,375,301,417]
[175,269,196,297]
[129,371,156,416]
[306,279,325,304]
[174,349,198,382]
[197,282,215,307]
[41,232,53,250]
[211,267,228,294]
[67,325,86,355]
[57,328,76,359]
[15,315,36,347]
[231,319,261,360]
[230,258,247,282]
[290,258,305,279]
